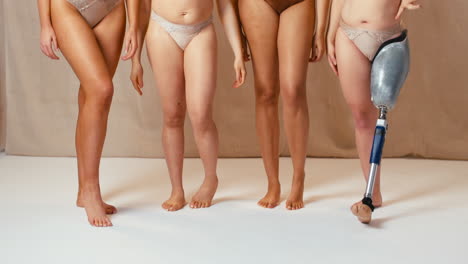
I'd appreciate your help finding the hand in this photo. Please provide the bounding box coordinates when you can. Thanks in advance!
[310,34,325,62]
[121,28,138,60]
[396,0,422,20]
[232,56,246,88]
[327,39,339,76]
[130,61,144,95]
[40,25,60,60]
[241,33,251,62]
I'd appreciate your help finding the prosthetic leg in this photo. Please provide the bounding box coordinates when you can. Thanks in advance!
[355,30,411,223]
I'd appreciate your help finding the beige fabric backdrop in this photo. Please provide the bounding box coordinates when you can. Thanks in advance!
[3,1,468,159]
[0,0,6,151]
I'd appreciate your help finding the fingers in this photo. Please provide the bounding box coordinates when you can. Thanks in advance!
[312,46,323,62]
[128,39,138,58]
[239,67,246,86]
[233,68,241,88]
[131,76,143,96]
[395,2,421,20]
[407,3,421,10]
[121,39,132,60]
[232,64,246,88]
[244,51,251,62]
[327,55,338,76]
[52,36,60,53]
[40,44,49,58]
[137,72,144,90]
[122,38,138,61]
[49,46,60,60]
[42,39,59,60]
[309,49,316,62]
[395,6,405,20]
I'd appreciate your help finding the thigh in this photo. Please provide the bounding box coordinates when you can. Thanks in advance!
[335,28,373,109]
[93,1,126,76]
[183,24,217,115]
[51,0,110,87]
[238,0,280,90]
[146,20,186,114]
[277,0,315,87]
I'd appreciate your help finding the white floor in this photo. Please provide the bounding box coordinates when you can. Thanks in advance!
[1,154,467,264]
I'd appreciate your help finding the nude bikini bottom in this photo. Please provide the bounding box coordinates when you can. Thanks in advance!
[264,0,305,14]
[151,10,213,50]
[340,21,402,61]
[67,0,122,28]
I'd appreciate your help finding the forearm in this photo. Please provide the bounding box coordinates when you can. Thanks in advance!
[125,0,140,30]
[316,0,331,37]
[217,0,243,58]
[37,0,52,28]
[327,0,344,42]
[132,0,151,64]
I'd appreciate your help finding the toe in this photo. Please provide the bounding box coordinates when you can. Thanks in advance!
[350,203,359,215]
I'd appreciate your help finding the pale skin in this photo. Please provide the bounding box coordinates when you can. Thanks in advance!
[38,0,139,227]
[131,0,246,211]
[237,0,330,210]
[327,0,421,222]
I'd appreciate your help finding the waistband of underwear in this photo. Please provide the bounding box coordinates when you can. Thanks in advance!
[339,20,402,35]
[151,10,213,30]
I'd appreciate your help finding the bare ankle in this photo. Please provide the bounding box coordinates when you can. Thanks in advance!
[170,188,185,197]
[267,180,280,189]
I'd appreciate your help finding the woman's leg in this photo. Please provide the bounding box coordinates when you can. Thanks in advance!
[51,0,124,227]
[239,0,281,209]
[75,1,126,216]
[334,29,382,211]
[277,0,315,210]
[146,20,187,211]
[184,25,219,209]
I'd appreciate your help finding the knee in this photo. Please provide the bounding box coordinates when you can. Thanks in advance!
[281,82,306,107]
[351,108,376,131]
[255,80,279,106]
[164,108,186,128]
[190,111,214,133]
[85,79,114,106]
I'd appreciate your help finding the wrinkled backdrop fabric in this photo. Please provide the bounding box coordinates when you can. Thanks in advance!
[0,0,6,151]
[2,1,467,159]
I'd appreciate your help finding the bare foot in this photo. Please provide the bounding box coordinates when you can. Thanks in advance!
[286,175,305,210]
[350,193,383,224]
[77,198,117,215]
[190,177,218,209]
[162,191,186,211]
[258,183,281,209]
[77,187,112,227]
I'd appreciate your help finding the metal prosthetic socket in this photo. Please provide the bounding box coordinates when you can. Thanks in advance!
[359,30,410,223]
